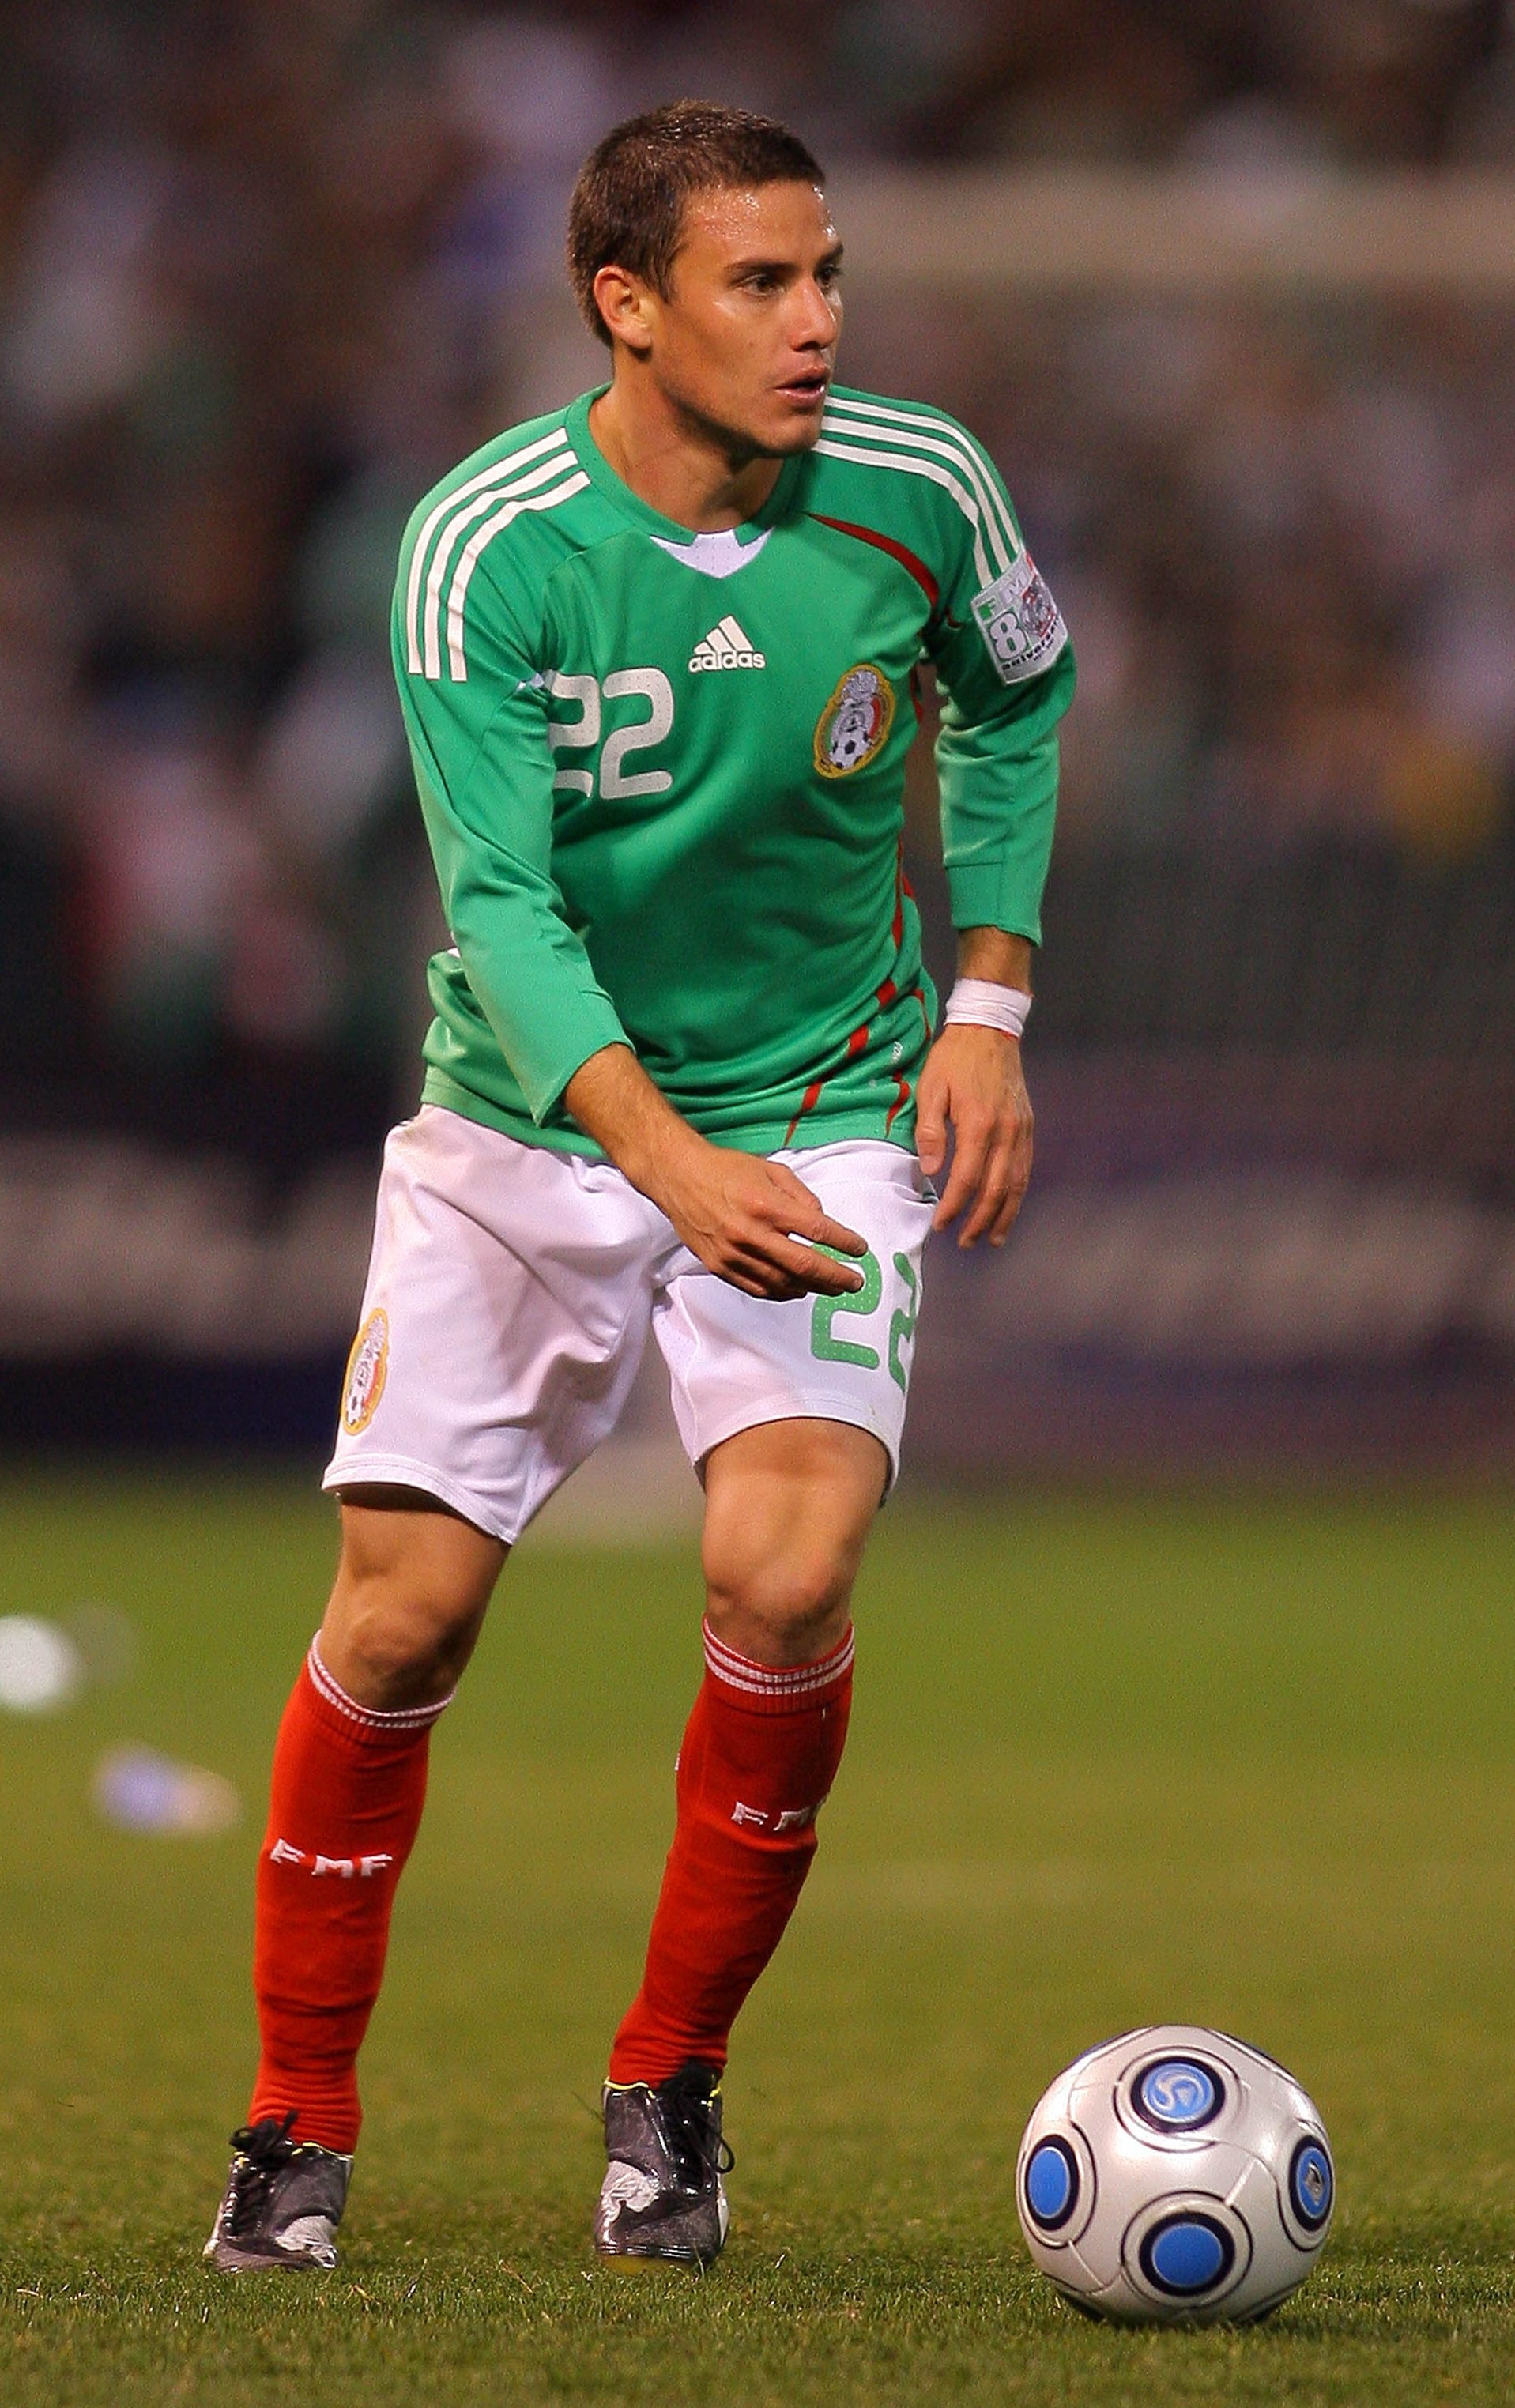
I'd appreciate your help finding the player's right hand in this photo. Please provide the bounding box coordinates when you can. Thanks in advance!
[658,1144,868,1302]
[563,1046,866,1301]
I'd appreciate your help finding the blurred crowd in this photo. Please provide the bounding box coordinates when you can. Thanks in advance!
[1,0,1513,1100]
[934,296,1515,865]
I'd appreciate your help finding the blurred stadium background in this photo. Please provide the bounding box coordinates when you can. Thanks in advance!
[2,0,1513,1481]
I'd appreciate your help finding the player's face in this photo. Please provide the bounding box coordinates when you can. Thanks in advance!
[649,181,842,458]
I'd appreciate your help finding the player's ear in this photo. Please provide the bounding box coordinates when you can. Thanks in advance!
[593,265,654,356]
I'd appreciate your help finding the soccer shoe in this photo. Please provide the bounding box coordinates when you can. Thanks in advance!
[203,2112,352,2272]
[594,2059,733,2267]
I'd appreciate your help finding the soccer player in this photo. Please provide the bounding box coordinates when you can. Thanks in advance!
[205,100,1072,2274]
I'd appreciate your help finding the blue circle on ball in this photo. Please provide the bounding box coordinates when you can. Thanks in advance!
[1146,2218,1230,2293]
[1136,2059,1221,2131]
[1024,2139,1079,2229]
[1290,2139,1333,2229]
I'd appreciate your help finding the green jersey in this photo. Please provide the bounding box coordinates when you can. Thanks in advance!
[393,382,1074,1159]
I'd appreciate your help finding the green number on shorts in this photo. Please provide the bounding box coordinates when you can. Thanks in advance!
[810,1247,882,1369]
[888,1252,919,1393]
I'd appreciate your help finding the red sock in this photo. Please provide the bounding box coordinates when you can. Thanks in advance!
[609,1619,854,2086]
[247,1641,450,2152]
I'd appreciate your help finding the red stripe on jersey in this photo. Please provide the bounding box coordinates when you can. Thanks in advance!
[783,1011,874,1146]
[780,912,912,1147]
[808,515,940,612]
[884,1076,911,1134]
[782,1076,826,1148]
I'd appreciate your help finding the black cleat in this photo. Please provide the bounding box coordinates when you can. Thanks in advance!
[594,2059,733,2267]
[203,2112,352,2272]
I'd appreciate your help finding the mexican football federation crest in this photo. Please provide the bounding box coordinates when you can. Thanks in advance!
[341,1307,390,1434]
[814,662,895,778]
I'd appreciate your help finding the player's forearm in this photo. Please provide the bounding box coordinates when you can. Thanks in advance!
[956,928,1033,991]
[563,1042,704,1201]
[937,663,1069,948]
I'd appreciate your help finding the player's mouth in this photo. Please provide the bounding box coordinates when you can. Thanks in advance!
[775,368,831,410]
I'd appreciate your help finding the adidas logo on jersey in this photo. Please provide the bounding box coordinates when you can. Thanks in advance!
[688,616,766,672]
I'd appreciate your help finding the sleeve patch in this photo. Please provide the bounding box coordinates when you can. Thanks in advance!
[970,556,1068,685]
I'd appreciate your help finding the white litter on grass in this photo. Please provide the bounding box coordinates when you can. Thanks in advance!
[0,1615,85,1713]
[92,1747,242,1837]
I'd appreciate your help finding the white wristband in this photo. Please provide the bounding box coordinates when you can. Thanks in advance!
[943,978,1031,1042]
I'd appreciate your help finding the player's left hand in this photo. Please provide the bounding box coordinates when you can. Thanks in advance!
[915,1025,1033,1248]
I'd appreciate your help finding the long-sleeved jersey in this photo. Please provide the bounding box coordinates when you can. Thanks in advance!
[393,382,1074,1159]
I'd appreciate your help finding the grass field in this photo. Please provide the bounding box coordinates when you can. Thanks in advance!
[2,1470,1513,2406]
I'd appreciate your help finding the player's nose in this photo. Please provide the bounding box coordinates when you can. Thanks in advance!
[791,276,839,348]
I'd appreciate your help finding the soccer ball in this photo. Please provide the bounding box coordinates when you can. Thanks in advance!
[1016,2025,1334,2324]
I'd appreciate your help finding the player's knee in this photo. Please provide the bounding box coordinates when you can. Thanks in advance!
[328,1568,481,1700]
[700,1425,884,1665]
[337,1582,474,1695]
[704,1542,855,1666]
[325,1524,498,1704]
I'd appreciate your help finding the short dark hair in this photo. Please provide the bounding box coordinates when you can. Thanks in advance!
[567,100,826,346]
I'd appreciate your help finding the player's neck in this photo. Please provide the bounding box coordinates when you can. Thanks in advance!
[589,379,783,533]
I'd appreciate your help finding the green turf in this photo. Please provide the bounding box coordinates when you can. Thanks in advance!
[1,1471,1513,2406]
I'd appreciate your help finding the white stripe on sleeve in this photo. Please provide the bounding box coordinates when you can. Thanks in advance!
[822,397,1020,571]
[402,427,571,673]
[812,437,993,586]
[444,471,590,681]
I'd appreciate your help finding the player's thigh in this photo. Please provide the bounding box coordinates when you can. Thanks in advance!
[654,1137,933,1498]
[324,1106,663,1547]
[700,1416,888,1666]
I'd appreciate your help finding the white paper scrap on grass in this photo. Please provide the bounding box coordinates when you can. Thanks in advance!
[0,1616,84,1713]
[92,1747,242,1836]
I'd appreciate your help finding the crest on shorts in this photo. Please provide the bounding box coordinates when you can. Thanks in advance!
[813,663,895,778]
[341,1308,389,1434]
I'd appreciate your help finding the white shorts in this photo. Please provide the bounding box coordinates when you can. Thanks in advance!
[322,1106,934,1544]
